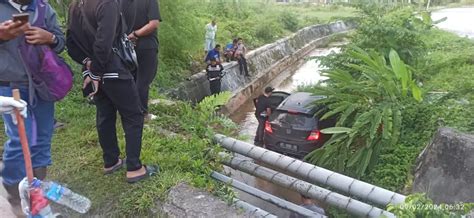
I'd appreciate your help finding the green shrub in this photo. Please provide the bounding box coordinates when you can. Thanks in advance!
[305,48,422,177]
[280,11,300,32]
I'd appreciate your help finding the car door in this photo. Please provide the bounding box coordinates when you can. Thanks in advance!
[267,91,290,110]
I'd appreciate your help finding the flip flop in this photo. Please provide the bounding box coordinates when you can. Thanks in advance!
[126,165,159,184]
[104,158,124,175]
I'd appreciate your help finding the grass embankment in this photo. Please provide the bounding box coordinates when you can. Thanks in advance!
[1,1,356,215]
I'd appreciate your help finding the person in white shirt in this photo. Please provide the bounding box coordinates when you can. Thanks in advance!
[204,18,217,53]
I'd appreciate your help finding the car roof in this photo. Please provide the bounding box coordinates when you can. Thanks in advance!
[276,92,326,115]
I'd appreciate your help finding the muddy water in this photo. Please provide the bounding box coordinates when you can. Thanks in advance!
[226,48,339,217]
[432,7,474,38]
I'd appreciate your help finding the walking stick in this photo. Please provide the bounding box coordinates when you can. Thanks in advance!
[12,89,34,184]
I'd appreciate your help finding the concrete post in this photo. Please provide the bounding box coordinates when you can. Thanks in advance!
[214,134,406,207]
[211,171,326,218]
[220,154,396,218]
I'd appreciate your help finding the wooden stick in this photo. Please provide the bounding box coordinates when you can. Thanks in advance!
[12,89,34,184]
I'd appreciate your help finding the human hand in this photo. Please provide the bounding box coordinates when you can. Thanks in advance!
[127,33,138,42]
[83,76,99,97]
[0,96,28,125]
[25,26,54,45]
[0,20,29,41]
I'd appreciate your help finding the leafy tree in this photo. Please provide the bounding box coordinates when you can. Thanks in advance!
[305,47,422,177]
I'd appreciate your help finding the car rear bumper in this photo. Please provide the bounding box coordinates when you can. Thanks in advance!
[264,133,323,159]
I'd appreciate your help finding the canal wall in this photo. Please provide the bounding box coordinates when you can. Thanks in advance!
[168,21,356,113]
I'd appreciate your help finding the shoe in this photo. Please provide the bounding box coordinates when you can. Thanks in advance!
[3,183,24,217]
[104,158,125,175]
[54,121,65,129]
[144,113,157,122]
[127,165,159,184]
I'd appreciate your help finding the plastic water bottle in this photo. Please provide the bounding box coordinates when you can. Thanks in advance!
[31,179,91,214]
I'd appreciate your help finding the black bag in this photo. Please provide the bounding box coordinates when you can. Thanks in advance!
[79,0,138,72]
[113,12,138,72]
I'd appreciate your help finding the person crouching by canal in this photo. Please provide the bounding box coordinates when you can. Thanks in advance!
[205,44,222,64]
[253,87,274,146]
[235,37,250,77]
[66,0,158,183]
[206,58,224,95]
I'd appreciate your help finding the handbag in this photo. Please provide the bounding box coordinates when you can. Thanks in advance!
[18,0,73,102]
[113,13,139,72]
[79,0,138,72]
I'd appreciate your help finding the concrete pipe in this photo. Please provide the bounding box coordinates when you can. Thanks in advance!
[214,134,406,207]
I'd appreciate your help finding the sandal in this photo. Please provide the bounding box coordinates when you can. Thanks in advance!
[126,165,159,184]
[103,158,124,175]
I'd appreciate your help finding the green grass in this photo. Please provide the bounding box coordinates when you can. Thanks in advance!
[44,59,236,215]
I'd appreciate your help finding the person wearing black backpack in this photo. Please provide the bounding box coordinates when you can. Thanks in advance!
[66,0,158,183]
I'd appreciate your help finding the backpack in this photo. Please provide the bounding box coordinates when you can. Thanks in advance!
[18,0,73,102]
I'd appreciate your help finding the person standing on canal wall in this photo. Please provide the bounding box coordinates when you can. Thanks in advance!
[253,87,274,146]
[206,58,224,95]
[204,18,217,54]
[235,37,249,77]
[125,0,162,121]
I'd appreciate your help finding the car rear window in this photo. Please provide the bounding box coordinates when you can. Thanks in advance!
[269,110,317,129]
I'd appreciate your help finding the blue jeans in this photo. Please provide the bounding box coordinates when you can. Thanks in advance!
[0,86,54,185]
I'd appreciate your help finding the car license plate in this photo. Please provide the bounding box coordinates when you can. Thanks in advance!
[279,143,297,151]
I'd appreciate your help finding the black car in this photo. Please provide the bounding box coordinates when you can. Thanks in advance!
[263,92,333,159]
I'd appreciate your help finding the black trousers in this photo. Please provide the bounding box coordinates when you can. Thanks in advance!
[134,48,159,113]
[238,54,249,76]
[95,79,145,171]
[254,116,266,145]
[209,79,221,95]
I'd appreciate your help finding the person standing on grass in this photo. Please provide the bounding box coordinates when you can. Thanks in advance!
[67,0,158,184]
[0,0,65,216]
[124,0,162,121]
[235,37,250,77]
[204,18,217,54]
[253,87,274,146]
[206,58,224,95]
[205,44,222,64]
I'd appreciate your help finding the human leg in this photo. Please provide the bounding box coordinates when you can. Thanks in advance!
[135,48,159,113]
[94,87,121,169]
[100,79,144,172]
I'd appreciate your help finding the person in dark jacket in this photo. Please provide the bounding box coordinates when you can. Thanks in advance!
[0,0,65,215]
[66,0,157,183]
[254,86,274,146]
[206,58,224,95]
[122,0,162,121]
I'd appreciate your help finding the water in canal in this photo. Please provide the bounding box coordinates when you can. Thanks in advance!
[225,7,474,216]
[226,47,339,217]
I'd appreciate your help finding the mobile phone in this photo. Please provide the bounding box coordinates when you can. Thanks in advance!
[12,13,29,24]
[82,82,96,97]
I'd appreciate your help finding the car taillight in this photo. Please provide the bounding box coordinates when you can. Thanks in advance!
[307,130,320,141]
[264,121,273,133]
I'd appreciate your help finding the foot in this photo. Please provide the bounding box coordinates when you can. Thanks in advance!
[144,113,157,122]
[126,165,159,184]
[104,158,124,175]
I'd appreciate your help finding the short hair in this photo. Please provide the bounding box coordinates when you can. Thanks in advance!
[215,44,221,49]
[210,58,217,62]
[233,38,238,43]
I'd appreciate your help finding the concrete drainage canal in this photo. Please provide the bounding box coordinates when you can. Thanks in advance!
[227,47,337,217]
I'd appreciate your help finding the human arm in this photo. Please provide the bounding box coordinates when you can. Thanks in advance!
[0,20,29,43]
[89,1,120,78]
[24,4,65,52]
